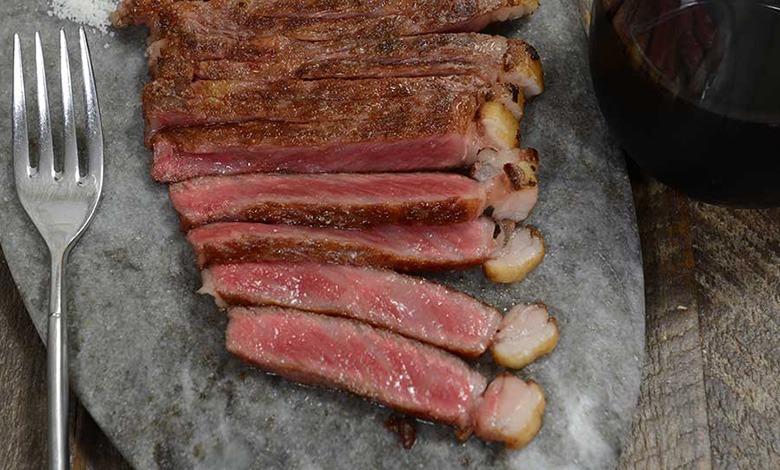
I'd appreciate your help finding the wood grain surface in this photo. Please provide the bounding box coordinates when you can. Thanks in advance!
[0,251,130,470]
[693,205,780,468]
[618,163,712,469]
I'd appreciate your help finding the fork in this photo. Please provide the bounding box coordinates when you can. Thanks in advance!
[12,28,103,470]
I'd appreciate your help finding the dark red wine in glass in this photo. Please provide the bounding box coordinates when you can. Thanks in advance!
[589,0,780,207]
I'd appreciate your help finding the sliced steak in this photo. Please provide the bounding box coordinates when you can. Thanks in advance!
[170,172,488,230]
[203,263,558,363]
[182,170,550,231]
[150,93,481,182]
[187,218,544,283]
[152,135,478,183]
[143,76,500,138]
[227,306,546,447]
[149,92,528,183]
[186,218,499,270]
[227,306,488,432]
[123,0,538,36]
[114,0,538,30]
[150,33,543,98]
[149,34,508,82]
[202,262,502,356]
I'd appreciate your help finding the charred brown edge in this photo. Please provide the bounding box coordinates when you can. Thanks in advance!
[503,39,544,96]
[525,225,545,249]
[529,301,560,338]
[503,163,526,190]
[523,148,540,169]
[522,41,540,62]
[509,83,521,102]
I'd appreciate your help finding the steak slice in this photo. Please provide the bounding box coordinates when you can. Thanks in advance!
[186,218,499,270]
[116,0,538,34]
[203,263,558,364]
[149,34,543,98]
[202,262,502,356]
[169,172,489,230]
[186,218,545,283]
[150,93,481,182]
[142,76,497,139]
[149,33,508,82]
[227,306,488,432]
[227,306,546,447]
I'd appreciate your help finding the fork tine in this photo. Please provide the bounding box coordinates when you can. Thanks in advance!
[35,32,56,180]
[13,34,32,181]
[60,30,79,181]
[79,28,103,183]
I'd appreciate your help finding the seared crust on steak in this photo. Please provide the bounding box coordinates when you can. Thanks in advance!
[142,76,489,141]
[113,0,539,34]
[148,33,543,98]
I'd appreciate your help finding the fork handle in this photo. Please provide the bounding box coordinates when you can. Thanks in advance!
[48,254,69,470]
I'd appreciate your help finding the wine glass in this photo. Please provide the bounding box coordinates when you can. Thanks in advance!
[589,0,780,207]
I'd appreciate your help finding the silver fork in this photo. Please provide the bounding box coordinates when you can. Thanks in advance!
[12,28,103,470]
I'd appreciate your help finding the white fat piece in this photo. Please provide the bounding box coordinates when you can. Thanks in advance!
[490,83,525,121]
[500,40,544,98]
[478,101,520,150]
[488,0,540,22]
[491,303,559,369]
[474,374,546,449]
[473,148,539,222]
[483,225,545,283]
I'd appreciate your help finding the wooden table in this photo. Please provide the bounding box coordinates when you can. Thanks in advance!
[3,6,780,469]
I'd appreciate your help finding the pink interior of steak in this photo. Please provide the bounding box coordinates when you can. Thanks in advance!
[169,172,487,229]
[186,218,500,270]
[203,262,502,356]
[226,306,488,430]
[151,130,480,182]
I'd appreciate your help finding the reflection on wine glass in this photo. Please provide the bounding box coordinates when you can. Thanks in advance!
[590,0,780,207]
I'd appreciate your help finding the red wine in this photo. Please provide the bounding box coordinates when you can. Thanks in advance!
[590,0,780,207]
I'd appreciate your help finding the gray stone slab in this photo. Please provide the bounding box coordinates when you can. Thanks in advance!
[0,0,645,468]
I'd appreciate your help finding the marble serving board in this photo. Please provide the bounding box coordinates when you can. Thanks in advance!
[0,0,645,468]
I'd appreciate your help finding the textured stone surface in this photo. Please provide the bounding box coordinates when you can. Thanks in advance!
[0,0,644,468]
